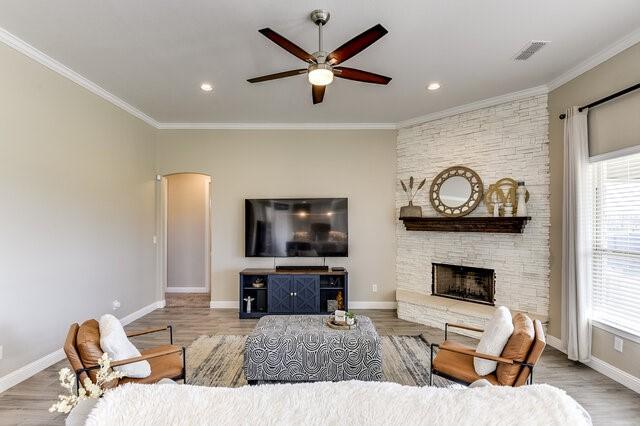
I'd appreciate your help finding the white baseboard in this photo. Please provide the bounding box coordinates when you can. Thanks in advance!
[350,301,397,310]
[210,301,238,309]
[0,300,165,394]
[586,356,640,394]
[165,287,209,294]
[119,300,166,325]
[209,301,397,310]
[544,334,640,394]
[545,334,565,353]
[0,348,65,394]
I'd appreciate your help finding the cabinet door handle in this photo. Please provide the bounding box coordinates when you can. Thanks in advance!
[294,292,297,296]
[290,292,294,297]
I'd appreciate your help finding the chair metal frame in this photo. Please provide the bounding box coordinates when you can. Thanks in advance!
[428,322,535,387]
[73,325,186,394]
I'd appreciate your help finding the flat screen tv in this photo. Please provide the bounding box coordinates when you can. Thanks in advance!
[245,198,348,257]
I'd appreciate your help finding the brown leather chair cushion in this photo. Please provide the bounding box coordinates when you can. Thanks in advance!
[514,320,546,386]
[75,320,104,382]
[432,341,499,385]
[496,313,534,385]
[64,324,84,372]
[119,345,183,385]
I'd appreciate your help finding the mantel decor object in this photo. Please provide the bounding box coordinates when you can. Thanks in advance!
[516,181,528,216]
[429,166,483,217]
[399,176,427,218]
[484,178,529,216]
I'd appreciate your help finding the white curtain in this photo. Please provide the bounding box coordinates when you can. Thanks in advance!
[561,107,592,362]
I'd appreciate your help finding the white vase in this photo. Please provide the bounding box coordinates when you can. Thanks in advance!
[516,181,528,216]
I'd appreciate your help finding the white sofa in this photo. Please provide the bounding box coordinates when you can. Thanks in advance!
[80,380,591,425]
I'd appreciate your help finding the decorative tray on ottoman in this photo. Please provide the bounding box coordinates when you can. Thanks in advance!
[325,317,357,330]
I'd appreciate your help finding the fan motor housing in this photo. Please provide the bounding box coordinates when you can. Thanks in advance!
[313,51,329,64]
[310,9,330,26]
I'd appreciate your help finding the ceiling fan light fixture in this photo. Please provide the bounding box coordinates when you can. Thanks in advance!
[308,63,334,86]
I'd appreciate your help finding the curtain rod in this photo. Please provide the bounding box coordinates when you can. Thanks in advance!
[558,81,640,119]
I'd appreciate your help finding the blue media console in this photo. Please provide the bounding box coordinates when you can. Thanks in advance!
[238,268,348,319]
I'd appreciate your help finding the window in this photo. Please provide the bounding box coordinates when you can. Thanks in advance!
[591,152,640,336]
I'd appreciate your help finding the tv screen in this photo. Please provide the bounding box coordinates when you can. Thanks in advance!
[245,198,348,257]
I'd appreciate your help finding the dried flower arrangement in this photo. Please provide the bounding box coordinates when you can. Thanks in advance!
[49,353,123,414]
[400,176,427,205]
[399,176,427,218]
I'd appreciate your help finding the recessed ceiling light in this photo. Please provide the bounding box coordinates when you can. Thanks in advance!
[427,82,441,91]
[200,83,213,92]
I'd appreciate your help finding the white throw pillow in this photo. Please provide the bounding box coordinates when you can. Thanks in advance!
[474,306,514,376]
[99,314,151,378]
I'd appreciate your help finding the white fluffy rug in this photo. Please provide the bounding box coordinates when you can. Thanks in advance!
[86,381,591,426]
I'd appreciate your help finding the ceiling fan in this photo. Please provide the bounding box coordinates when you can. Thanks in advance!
[247,9,391,104]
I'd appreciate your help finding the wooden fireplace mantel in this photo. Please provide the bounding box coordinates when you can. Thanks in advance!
[400,216,532,233]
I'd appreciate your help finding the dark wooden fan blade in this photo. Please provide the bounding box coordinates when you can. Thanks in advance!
[334,67,391,85]
[258,28,316,64]
[327,24,388,65]
[247,69,307,83]
[312,85,326,104]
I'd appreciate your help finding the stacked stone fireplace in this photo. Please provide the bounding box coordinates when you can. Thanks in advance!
[395,93,550,331]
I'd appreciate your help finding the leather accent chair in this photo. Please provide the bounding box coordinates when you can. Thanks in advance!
[429,314,546,387]
[64,320,186,393]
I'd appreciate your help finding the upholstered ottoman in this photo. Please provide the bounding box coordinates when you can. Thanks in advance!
[244,315,382,383]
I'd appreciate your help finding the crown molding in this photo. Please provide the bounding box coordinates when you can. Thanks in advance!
[397,85,549,129]
[0,26,160,128]
[547,27,640,91]
[158,122,397,130]
[2,22,638,130]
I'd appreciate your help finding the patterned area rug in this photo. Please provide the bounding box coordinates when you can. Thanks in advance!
[187,334,452,388]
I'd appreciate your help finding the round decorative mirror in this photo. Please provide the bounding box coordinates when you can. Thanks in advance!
[429,166,483,217]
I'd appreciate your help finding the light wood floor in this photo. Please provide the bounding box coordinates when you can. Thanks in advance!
[1,308,639,425]
[165,293,210,308]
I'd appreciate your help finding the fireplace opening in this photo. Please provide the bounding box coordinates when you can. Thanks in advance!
[432,263,495,306]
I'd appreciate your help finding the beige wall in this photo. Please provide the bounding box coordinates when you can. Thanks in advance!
[166,173,210,289]
[155,130,397,304]
[0,43,157,377]
[548,42,640,377]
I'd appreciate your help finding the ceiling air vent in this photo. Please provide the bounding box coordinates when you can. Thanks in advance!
[514,41,549,60]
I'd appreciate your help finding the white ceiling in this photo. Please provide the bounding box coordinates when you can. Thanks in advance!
[1,0,639,124]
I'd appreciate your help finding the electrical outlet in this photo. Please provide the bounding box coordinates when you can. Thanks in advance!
[153,235,158,244]
[112,300,121,311]
[614,336,624,352]
[0,345,3,360]
[372,284,378,293]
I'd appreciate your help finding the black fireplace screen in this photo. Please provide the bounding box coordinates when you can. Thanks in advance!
[432,263,495,306]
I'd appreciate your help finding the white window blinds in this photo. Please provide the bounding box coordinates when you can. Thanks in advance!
[591,152,640,336]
